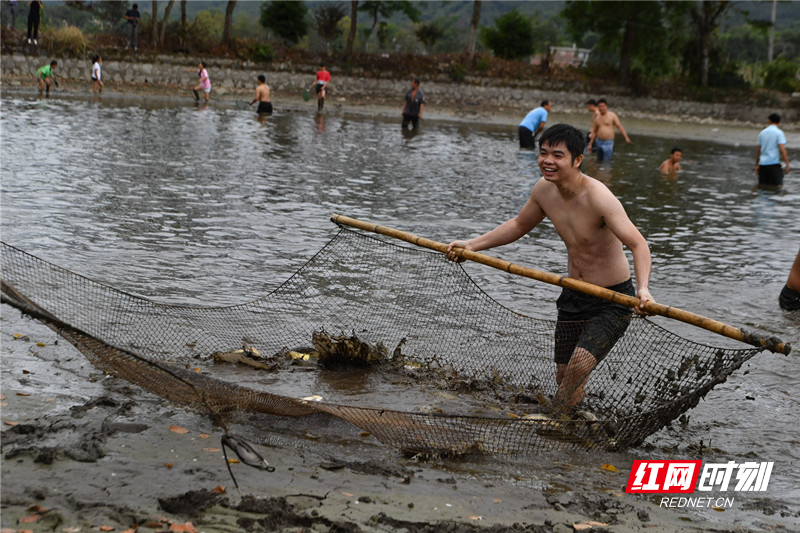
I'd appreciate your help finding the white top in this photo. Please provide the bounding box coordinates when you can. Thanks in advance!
[92,62,101,81]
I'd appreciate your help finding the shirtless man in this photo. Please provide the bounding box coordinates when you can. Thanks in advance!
[659,147,682,174]
[589,98,631,162]
[249,75,272,115]
[446,123,654,412]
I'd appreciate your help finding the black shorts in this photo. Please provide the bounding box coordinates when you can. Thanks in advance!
[315,84,326,95]
[758,164,784,187]
[779,284,800,311]
[554,279,634,365]
[257,101,273,115]
[519,126,536,149]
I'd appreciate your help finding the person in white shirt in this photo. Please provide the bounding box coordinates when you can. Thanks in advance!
[92,55,103,94]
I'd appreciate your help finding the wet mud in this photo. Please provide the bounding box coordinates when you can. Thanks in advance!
[3,310,798,532]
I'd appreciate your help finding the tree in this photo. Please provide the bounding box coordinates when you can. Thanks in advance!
[315,3,346,51]
[480,9,534,60]
[466,0,481,59]
[222,0,237,48]
[345,0,358,58]
[159,0,175,49]
[149,0,174,50]
[687,1,732,87]
[63,1,127,30]
[260,1,308,45]
[562,1,680,86]
[357,1,420,52]
[415,20,445,54]
[180,0,187,49]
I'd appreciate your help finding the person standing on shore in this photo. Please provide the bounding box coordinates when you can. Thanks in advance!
[401,77,425,131]
[780,248,800,311]
[249,75,272,115]
[446,123,654,413]
[589,98,631,162]
[6,0,18,29]
[518,100,552,149]
[124,3,140,51]
[26,0,41,45]
[755,113,790,188]
[92,55,103,94]
[185,61,211,103]
[659,147,682,174]
[313,63,331,112]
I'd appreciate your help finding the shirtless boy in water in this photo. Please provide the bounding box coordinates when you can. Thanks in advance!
[589,99,631,162]
[249,75,272,115]
[447,124,654,412]
[659,147,683,174]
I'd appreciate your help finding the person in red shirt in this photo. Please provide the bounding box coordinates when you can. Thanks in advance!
[313,63,331,112]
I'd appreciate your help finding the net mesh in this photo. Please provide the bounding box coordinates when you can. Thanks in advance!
[0,228,764,455]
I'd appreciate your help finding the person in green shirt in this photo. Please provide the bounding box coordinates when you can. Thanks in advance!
[36,60,58,95]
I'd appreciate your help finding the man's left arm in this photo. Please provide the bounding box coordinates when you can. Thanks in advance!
[614,115,632,143]
[601,195,654,313]
[779,143,790,174]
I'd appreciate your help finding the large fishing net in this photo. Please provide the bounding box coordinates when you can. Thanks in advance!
[0,225,776,455]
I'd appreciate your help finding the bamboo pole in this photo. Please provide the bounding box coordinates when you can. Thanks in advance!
[331,214,791,355]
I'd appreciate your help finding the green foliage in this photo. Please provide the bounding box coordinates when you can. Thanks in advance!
[314,3,346,44]
[763,55,800,92]
[260,1,309,45]
[475,57,490,72]
[250,43,275,63]
[189,10,225,51]
[415,20,446,53]
[450,64,467,83]
[480,9,534,60]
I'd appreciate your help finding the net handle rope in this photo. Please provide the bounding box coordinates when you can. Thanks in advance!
[331,214,791,356]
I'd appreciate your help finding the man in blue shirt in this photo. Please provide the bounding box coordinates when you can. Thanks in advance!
[519,100,552,149]
[755,113,790,188]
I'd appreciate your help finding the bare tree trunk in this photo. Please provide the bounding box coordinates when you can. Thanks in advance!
[619,18,634,86]
[179,0,186,49]
[151,0,158,48]
[222,0,237,48]
[158,0,174,49]
[466,0,481,60]
[345,0,358,59]
[768,0,776,62]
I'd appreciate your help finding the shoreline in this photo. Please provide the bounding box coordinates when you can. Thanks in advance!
[2,79,795,150]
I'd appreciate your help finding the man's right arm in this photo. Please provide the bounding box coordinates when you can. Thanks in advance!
[755,145,761,175]
[447,185,546,260]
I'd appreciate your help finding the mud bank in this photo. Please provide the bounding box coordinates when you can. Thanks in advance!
[2,309,797,533]
[3,51,799,130]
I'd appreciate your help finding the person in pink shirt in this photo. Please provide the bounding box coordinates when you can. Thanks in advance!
[186,61,211,102]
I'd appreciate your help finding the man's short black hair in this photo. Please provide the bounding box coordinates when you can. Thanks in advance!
[597,98,608,105]
[541,100,550,107]
[50,60,57,66]
[769,113,781,124]
[539,123,586,162]
[586,98,597,106]
[258,74,265,83]
[132,3,138,8]
[413,77,420,85]
[671,146,682,154]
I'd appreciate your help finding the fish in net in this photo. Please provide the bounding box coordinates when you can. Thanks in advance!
[0,223,787,456]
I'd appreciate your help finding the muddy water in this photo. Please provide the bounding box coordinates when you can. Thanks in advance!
[1,95,798,523]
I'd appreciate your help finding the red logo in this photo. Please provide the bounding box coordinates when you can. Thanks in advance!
[626,460,702,493]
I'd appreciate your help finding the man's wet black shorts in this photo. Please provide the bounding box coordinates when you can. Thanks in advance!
[554,279,634,364]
